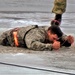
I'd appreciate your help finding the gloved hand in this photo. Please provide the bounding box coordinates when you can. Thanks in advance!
[66,35,74,44]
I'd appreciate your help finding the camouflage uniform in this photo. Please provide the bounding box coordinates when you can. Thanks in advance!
[52,0,67,14]
[0,25,71,51]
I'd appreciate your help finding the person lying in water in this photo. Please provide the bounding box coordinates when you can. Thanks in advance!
[0,25,74,51]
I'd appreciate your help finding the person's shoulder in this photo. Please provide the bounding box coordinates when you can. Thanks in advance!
[38,25,49,30]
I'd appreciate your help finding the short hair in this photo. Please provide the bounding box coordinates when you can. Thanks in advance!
[48,25,63,37]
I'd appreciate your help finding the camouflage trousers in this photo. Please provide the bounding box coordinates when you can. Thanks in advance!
[52,0,67,14]
[0,31,9,45]
[0,30,13,46]
[0,34,5,45]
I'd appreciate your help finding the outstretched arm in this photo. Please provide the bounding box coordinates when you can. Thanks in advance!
[30,41,53,51]
[60,34,74,47]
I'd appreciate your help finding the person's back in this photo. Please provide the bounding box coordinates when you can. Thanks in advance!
[0,25,39,46]
[0,25,48,47]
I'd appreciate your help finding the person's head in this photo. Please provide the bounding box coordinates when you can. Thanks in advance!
[47,25,63,42]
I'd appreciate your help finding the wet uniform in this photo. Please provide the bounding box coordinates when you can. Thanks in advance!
[0,25,71,51]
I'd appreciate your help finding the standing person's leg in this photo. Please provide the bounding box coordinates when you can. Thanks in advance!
[51,0,67,26]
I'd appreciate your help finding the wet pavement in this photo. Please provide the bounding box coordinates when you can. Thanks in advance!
[0,46,75,75]
[0,0,75,75]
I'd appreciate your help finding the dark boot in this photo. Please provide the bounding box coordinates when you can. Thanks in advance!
[51,14,62,26]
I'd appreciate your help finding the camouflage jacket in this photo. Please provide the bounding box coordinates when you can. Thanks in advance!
[0,25,71,51]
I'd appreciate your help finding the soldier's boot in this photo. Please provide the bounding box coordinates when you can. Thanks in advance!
[51,14,62,26]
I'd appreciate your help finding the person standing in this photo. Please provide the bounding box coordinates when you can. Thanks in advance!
[51,0,67,26]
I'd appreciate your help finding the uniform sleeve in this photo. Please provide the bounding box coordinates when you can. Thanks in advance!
[29,41,53,51]
[25,28,53,51]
